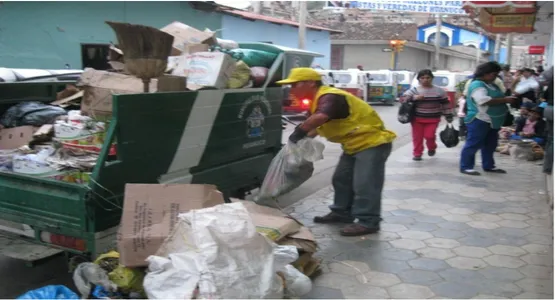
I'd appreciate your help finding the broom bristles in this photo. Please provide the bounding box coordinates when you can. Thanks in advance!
[106,21,174,80]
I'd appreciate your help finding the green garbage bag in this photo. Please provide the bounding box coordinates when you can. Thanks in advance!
[228,49,277,68]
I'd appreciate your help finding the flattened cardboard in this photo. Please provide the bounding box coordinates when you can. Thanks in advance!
[160,22,216,55]
[0,126,35,150]
[117,184,224,267]
[235,200,304,242]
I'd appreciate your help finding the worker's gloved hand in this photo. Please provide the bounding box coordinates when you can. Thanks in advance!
[445,115,454,123]
[289,125,308,144]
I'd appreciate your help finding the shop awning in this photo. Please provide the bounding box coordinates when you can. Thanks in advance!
[462,1,538,33]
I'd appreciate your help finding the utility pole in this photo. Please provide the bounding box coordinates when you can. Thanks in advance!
[298,1,307,49]
[494,34,501,62]
[434,14,441,70]
[476,31,482,66]
[506,33,513,66]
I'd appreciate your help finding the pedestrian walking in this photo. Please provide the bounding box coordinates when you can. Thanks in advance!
[460,62,517,176]
[277,68,397,236]
[400,69,453,161]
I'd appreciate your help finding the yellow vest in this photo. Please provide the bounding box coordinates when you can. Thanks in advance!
[310,86,397,154]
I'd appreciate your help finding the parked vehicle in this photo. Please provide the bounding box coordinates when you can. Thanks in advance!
[326,69,365,98]
[0,68,83,82]
[394,70,415,99]
[0,42,314,264]
[363,70,398,105]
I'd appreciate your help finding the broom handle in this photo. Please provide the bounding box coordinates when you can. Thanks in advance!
[142,78,150,93]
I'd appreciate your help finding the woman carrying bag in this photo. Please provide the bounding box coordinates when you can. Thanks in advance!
[400,69,453,161]
[460,62,517,176]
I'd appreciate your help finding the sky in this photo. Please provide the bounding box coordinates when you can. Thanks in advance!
[214,0,252,9]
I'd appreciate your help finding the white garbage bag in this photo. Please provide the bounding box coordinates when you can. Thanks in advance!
[143,202,300,299]
[256,138,325,205]
[281,264,313,297]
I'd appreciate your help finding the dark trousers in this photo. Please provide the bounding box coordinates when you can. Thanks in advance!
[460,119,500,171]
[330,143,392,228]
[544,105,553,174]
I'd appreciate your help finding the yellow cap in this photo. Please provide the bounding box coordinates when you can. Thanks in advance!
[276,68,322,85]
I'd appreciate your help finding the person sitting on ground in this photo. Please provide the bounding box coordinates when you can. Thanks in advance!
[400,69,453,161]
[512,106,547,145]
[516,102,535,124]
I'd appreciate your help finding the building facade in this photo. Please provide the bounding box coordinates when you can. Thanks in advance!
[219,10,338,69]
[332,40,484,72]
[417,22,496,60]
[0,2,335,69]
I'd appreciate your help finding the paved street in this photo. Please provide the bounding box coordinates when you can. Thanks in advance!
[1,105,553,298]
[0,104,411,298]
[288,141,553,299]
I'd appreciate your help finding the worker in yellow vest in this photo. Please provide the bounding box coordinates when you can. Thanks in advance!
[277,68,397,236]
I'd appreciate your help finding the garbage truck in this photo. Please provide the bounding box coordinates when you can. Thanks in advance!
[0,43,323,266]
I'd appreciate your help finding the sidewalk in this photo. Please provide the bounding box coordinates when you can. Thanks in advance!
[286,141,554,299]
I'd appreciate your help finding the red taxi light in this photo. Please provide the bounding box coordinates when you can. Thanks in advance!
[301,99,310,106]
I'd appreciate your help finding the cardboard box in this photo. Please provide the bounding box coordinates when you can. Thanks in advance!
[157,75,187,92]
[160,22,216,55]
[0,126,35,150]
[183,44,210,55]
[117,184,225,267]
[79,69,159,116]
[172,52,236,90]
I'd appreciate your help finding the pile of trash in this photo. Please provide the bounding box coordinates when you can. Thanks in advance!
[18,184,321,299]
[0,103,106,183]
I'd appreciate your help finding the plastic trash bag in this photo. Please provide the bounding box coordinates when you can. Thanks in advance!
[228,49,278,68]
[397,101,415,124]
[0,102,67,128]
[440,123,459,148]
[256,138,325,205]
[280,264,312,297]
[144,203,299,299]
[17,285,79,299]
[73,263,117,298]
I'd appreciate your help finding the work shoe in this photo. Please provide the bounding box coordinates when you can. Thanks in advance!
[340,224,380,236]
[484,168,507,174]
[428,150,436,157]
[314,212,354,224]
[461,169,481,176]
[413,156,422,161]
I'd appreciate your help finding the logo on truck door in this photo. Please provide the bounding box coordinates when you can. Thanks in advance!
[238,95,272,148]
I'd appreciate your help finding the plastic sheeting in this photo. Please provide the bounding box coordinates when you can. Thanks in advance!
[256,138,325,206]
[143,202,304,299]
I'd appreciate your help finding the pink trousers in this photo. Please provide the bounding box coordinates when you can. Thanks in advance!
[411,118,440,157]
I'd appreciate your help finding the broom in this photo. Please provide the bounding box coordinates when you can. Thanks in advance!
[106,21,174,92]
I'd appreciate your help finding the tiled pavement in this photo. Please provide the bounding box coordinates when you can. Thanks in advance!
[286,142,554,299]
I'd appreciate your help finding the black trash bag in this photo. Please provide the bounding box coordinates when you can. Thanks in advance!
[397,101,415,124]
[0,102,67,128]
[440,123,460,148]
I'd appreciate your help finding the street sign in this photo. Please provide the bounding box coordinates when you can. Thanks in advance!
[528,45,546,55]
[324,1,467,15]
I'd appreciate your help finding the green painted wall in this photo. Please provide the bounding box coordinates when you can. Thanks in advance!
[0,1,222,69]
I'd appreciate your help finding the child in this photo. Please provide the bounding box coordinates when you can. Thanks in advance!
[516,102,535,124]
[512,106,546,145]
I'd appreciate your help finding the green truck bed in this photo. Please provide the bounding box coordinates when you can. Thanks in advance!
[0,43,322,263]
